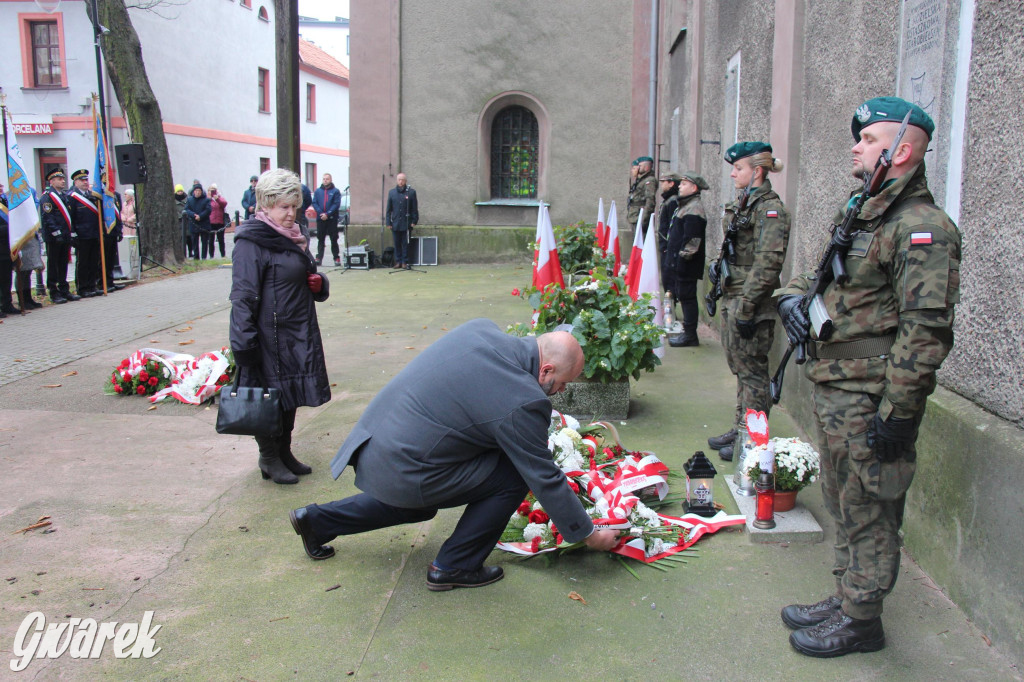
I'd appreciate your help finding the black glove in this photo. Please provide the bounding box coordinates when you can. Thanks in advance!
[735,318,756,340]
[866,413,918,462]
[707,261,720,287]
[777,295,810,346]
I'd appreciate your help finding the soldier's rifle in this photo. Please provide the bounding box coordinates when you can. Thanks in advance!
[769,110,912,404]
[704,173,757,317]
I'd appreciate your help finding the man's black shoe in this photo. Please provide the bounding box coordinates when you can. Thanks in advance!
[25,299,43,309]
[51,295,68,304]
[289,506,335,560]
[718,445,733,462]
[113,283,126,291]
[781,595,842,629]
[426,564,504,591]
[707,429,737,450]
[79,289,100,298]
[789,610,885,658]
[1,304,21,315]
[64,291,81,301]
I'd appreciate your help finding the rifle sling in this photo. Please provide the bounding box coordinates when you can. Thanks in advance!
[808,334,896,360]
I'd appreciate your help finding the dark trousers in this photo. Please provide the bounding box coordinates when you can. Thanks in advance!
[675,279,699,330]
[0,258,13,308]
[104,234,119,288]
[200,231,216,259]
[213,227,226,258]
[75,239,101,292]
[182,218,193,258]
[393,229,409,265]
[46,242,70,296]
[304,453,529,570]
[316,218,340,261]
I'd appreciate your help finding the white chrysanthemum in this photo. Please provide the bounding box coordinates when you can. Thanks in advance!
[523,523,547,542]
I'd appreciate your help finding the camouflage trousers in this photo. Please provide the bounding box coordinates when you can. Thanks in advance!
[810,384,919,620]
[720,298,774,427]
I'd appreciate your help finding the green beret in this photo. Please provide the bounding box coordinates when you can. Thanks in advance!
[631,159,639,166]
[852,96,934,141]
[659,171,682,182]
[636,156,654,164]
[71,169,89,180]
[724,142,771,164]
[680,171,710,190]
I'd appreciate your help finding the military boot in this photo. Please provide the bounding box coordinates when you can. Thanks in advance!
[278,429,312,476]
[669,325,699,347]
[789,610,885,658]
[256,436,299,484]
[781,594,842,629]
[707,429,737,451]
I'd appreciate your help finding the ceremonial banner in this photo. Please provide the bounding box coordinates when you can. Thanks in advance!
[91,99,118,234]
[3,106,40,258]
[532,204,564,290]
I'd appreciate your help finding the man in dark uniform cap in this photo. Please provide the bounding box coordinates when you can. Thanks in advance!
[39,168,78,303]
[68,169,102,297]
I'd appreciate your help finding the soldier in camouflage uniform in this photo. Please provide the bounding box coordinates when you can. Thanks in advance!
[627,156,657,237]
[709,142,790,461]
[776,97,961,658]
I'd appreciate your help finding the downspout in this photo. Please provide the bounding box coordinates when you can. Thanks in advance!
[648,0,659,158]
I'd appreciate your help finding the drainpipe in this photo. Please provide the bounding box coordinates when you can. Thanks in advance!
[648,0,659,158]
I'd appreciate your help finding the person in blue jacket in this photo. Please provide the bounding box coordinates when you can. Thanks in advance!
[312,173,342,266]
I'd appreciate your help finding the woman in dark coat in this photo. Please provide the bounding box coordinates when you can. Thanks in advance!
[228,169,331,484]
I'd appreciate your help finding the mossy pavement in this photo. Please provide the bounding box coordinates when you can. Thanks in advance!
[0,264,1018,680]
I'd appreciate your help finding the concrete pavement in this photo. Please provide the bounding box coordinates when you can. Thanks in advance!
[0,263,1019,680]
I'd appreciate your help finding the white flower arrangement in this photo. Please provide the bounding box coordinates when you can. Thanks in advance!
[744,437,821,492]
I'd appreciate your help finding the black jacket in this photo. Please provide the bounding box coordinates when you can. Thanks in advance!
[665,193,707,281]
[40,186,73,245]
[185,187,212,234]
[386,185,418,232]
[229,219,331,411]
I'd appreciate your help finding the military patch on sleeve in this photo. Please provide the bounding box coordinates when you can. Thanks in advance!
[910,232,932,245]
[766,210,778,218]
[43,202,52,213]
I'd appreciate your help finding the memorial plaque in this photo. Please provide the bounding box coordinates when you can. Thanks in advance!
[898,0,948,167]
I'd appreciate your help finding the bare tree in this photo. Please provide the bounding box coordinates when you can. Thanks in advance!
[89,0,183,265]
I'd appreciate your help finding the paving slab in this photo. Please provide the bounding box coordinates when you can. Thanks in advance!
[0,264,1019,680]
[725,477,825,544]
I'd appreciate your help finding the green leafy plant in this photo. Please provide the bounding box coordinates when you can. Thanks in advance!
[553,221,598,277]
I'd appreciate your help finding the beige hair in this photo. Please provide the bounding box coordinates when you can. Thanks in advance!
[749,151,784,175]
[256,169,302,210]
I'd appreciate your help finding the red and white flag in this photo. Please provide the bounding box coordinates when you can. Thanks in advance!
[606,200,622,277]
[623,209,645,293]
[532,204,564,290]
[633,213,665,357]
[595,197,607,253]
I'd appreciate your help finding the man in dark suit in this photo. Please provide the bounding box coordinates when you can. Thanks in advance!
[290,318,618,591]
[386,172,418,269]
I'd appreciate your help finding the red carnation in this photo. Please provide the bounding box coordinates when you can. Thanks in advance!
[517,502,531,516]
[568,480,580,494]
[121,372,131,382]
[530,537,542,553]
[111,376,117,385]
[114,385,123,393]
[528,509,549,524]
[119,359,129,369]
[136,385,147,395]
[511,288,520,296]
[555,534,564,545]
[549,523,558,535]
[139,370,149,381]
[218,374,230,383]
[148,377,158,386]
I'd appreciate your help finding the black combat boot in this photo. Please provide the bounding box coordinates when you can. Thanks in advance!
[789,609,885,658]
[256,436,298,484]
[718,445,734,461]
[781,594,842,629]
[707,429,737,450]
[669,325,699,347]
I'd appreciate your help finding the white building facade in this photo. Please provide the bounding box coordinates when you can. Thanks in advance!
[1,0,348,218]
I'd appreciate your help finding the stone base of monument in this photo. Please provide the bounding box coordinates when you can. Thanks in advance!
[549,379,629,421]
[725,478,824,544]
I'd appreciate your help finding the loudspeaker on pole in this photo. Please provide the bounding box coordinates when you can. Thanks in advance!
[114,143,148,184]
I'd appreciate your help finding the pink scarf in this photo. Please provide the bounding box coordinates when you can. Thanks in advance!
[256,210,307,248]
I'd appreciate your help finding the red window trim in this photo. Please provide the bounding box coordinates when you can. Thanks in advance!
[306,83,316,123]
[18,12,68,89]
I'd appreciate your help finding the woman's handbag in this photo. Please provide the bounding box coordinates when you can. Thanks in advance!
[215,373,282,437]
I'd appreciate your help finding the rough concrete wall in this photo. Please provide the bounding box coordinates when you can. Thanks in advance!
[398,1,632,229]
[940,2,1024,427]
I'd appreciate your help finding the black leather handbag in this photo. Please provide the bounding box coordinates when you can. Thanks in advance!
[215,373,282,437]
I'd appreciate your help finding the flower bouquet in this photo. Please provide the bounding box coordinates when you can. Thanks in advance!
[496,411,746,572]
[743,437,821,492]
[104,347,235,404]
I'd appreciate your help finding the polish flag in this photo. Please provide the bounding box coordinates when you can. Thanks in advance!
[532,204,564,290]
[595,198,607,252]
[606,200,622,277]
[633,213,665,357]
[623,209,645,293]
